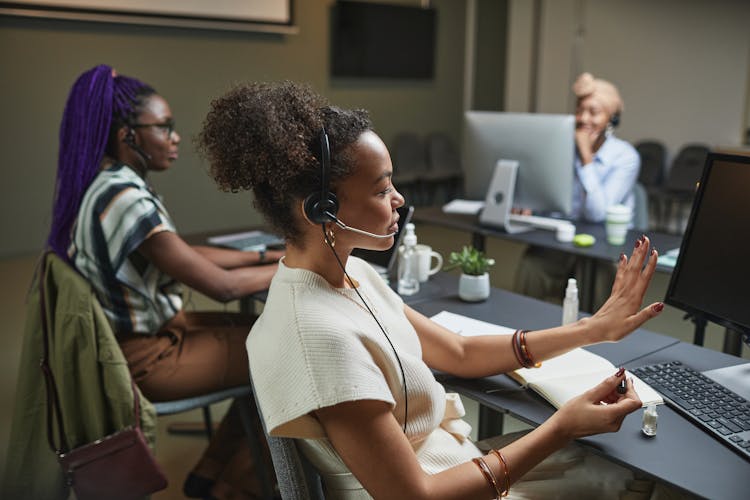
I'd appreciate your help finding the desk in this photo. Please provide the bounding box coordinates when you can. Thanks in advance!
[413,206,682,312]
[412,286,748,500]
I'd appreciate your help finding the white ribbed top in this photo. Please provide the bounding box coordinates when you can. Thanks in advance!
[248,257,480,495]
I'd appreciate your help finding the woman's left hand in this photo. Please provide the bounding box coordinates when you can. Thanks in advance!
[586,235,663,343]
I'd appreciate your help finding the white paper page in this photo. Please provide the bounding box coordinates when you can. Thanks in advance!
[442,199,485,215]
[514,348,615,386]
[430,311,515,337]
[530,369,664,408]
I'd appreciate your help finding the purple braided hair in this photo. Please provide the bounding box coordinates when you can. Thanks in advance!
[47,64,153,258]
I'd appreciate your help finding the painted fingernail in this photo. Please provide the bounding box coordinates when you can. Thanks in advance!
[619,253,626,261]
[635,239,641,249]
[651,248,657,256]
[615,366,626,377]
[653,302,664,313]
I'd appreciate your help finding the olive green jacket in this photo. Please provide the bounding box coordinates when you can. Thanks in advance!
[1,252,157,499]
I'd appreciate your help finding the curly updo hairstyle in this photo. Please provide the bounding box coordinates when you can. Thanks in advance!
[198,81,372,246]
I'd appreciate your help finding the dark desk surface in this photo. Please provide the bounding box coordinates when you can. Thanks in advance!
[412,286,748,499]
[413,206,682,274]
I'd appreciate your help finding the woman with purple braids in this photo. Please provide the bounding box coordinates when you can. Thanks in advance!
[47,65,279,499]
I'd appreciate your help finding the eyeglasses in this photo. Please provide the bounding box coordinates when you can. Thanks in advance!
[132,119,176,137]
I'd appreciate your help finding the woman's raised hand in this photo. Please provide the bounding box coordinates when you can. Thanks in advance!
[586,235,662,343]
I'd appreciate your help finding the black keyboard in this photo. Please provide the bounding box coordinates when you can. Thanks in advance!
[631,361,750,460]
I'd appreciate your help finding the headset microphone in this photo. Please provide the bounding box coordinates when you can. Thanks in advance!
[324,211,397,239]
[125,129,152,162]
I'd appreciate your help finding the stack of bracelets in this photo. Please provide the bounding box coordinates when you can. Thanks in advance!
[511,329,541,369]
[472,450,510,498]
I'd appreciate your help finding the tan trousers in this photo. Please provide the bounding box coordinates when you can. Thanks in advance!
[118,310,274,499]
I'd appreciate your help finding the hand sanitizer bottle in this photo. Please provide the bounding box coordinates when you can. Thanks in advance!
[642,404,658,436]
[561,278,579,325]
[397,223,420,296]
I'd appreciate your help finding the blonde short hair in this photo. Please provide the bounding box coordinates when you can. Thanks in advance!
[572,72,623,115]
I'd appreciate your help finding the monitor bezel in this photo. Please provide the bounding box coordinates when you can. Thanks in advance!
[461,111,575,216]
[664,152,750,336]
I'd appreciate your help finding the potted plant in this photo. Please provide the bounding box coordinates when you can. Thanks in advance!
[445,246,495,302]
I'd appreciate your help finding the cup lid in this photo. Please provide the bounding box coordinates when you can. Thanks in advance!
[606,204,632,216]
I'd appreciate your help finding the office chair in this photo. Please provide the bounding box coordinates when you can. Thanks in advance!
[424,132,463,205]
[659,144,710,233]
[249,377,325,500]
[392,132,428,206]
[632,182,649,231]
[153,386,275,499]
[635,140,667,228]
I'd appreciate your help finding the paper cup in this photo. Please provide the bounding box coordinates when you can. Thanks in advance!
[605,205,632,245]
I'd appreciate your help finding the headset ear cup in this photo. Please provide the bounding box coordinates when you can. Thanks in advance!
[125,128,136,145]
[303,192,339,224]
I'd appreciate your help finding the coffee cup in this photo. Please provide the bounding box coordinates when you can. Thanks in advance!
[605,204,632,245]
[415,244,443,282]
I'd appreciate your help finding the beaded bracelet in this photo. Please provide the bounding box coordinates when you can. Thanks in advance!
[472,457,502,499]
[512,329,539,368]
[520,330,542,368]
[489,449,511,497]
[511,330,525,368]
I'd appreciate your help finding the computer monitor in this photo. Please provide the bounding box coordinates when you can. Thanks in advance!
[665,153,750,340]
[462,111,575,216]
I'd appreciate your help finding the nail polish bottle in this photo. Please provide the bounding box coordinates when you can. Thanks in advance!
[642,404,658,436]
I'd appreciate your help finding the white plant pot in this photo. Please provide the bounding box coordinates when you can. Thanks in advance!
[458,273,490,302]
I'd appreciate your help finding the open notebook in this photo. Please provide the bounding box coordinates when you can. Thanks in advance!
[508,348,663,409]
[430,311,663,409]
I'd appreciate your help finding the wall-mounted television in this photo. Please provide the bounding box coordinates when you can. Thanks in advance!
[330,1,436,79]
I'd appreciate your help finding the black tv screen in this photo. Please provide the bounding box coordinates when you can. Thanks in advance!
[330,1,436,79]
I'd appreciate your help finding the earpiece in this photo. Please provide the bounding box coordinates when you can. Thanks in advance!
[609,112,621,128]
[303,129,339,224]
[124,128,152,162]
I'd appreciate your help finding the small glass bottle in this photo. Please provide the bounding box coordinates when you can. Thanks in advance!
[397,223,420,296]
[561,278,579,325]
[642,404,658,436]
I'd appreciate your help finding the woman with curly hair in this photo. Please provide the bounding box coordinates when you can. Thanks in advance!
[199,81,663,499]
[48,65,281,499]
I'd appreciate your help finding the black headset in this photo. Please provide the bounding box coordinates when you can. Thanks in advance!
[303,129,339,224]
[610,112,621,128]
[124,127,152,162]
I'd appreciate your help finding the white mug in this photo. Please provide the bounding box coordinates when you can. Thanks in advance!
[415,244,443,282]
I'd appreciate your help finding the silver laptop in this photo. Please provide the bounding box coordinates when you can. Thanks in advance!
[479,160,532,234]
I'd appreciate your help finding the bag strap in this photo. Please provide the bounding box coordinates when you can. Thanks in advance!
[38,252,141,456]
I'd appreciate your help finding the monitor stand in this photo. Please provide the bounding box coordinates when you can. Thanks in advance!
[479,159,533,234]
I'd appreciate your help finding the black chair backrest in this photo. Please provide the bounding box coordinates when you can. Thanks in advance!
[426,132,461,173]
[635,140,667,187]
[666,144,711,192]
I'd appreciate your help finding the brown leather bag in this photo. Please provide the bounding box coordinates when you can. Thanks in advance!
[39,253,168,500]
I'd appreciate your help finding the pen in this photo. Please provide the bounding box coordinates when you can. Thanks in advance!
[617,366,627,394]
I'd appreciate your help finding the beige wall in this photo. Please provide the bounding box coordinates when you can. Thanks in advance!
[0,0,468,258]
[506,0,750,159]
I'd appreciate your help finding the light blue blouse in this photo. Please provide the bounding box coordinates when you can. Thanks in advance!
[570,135,640,223]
